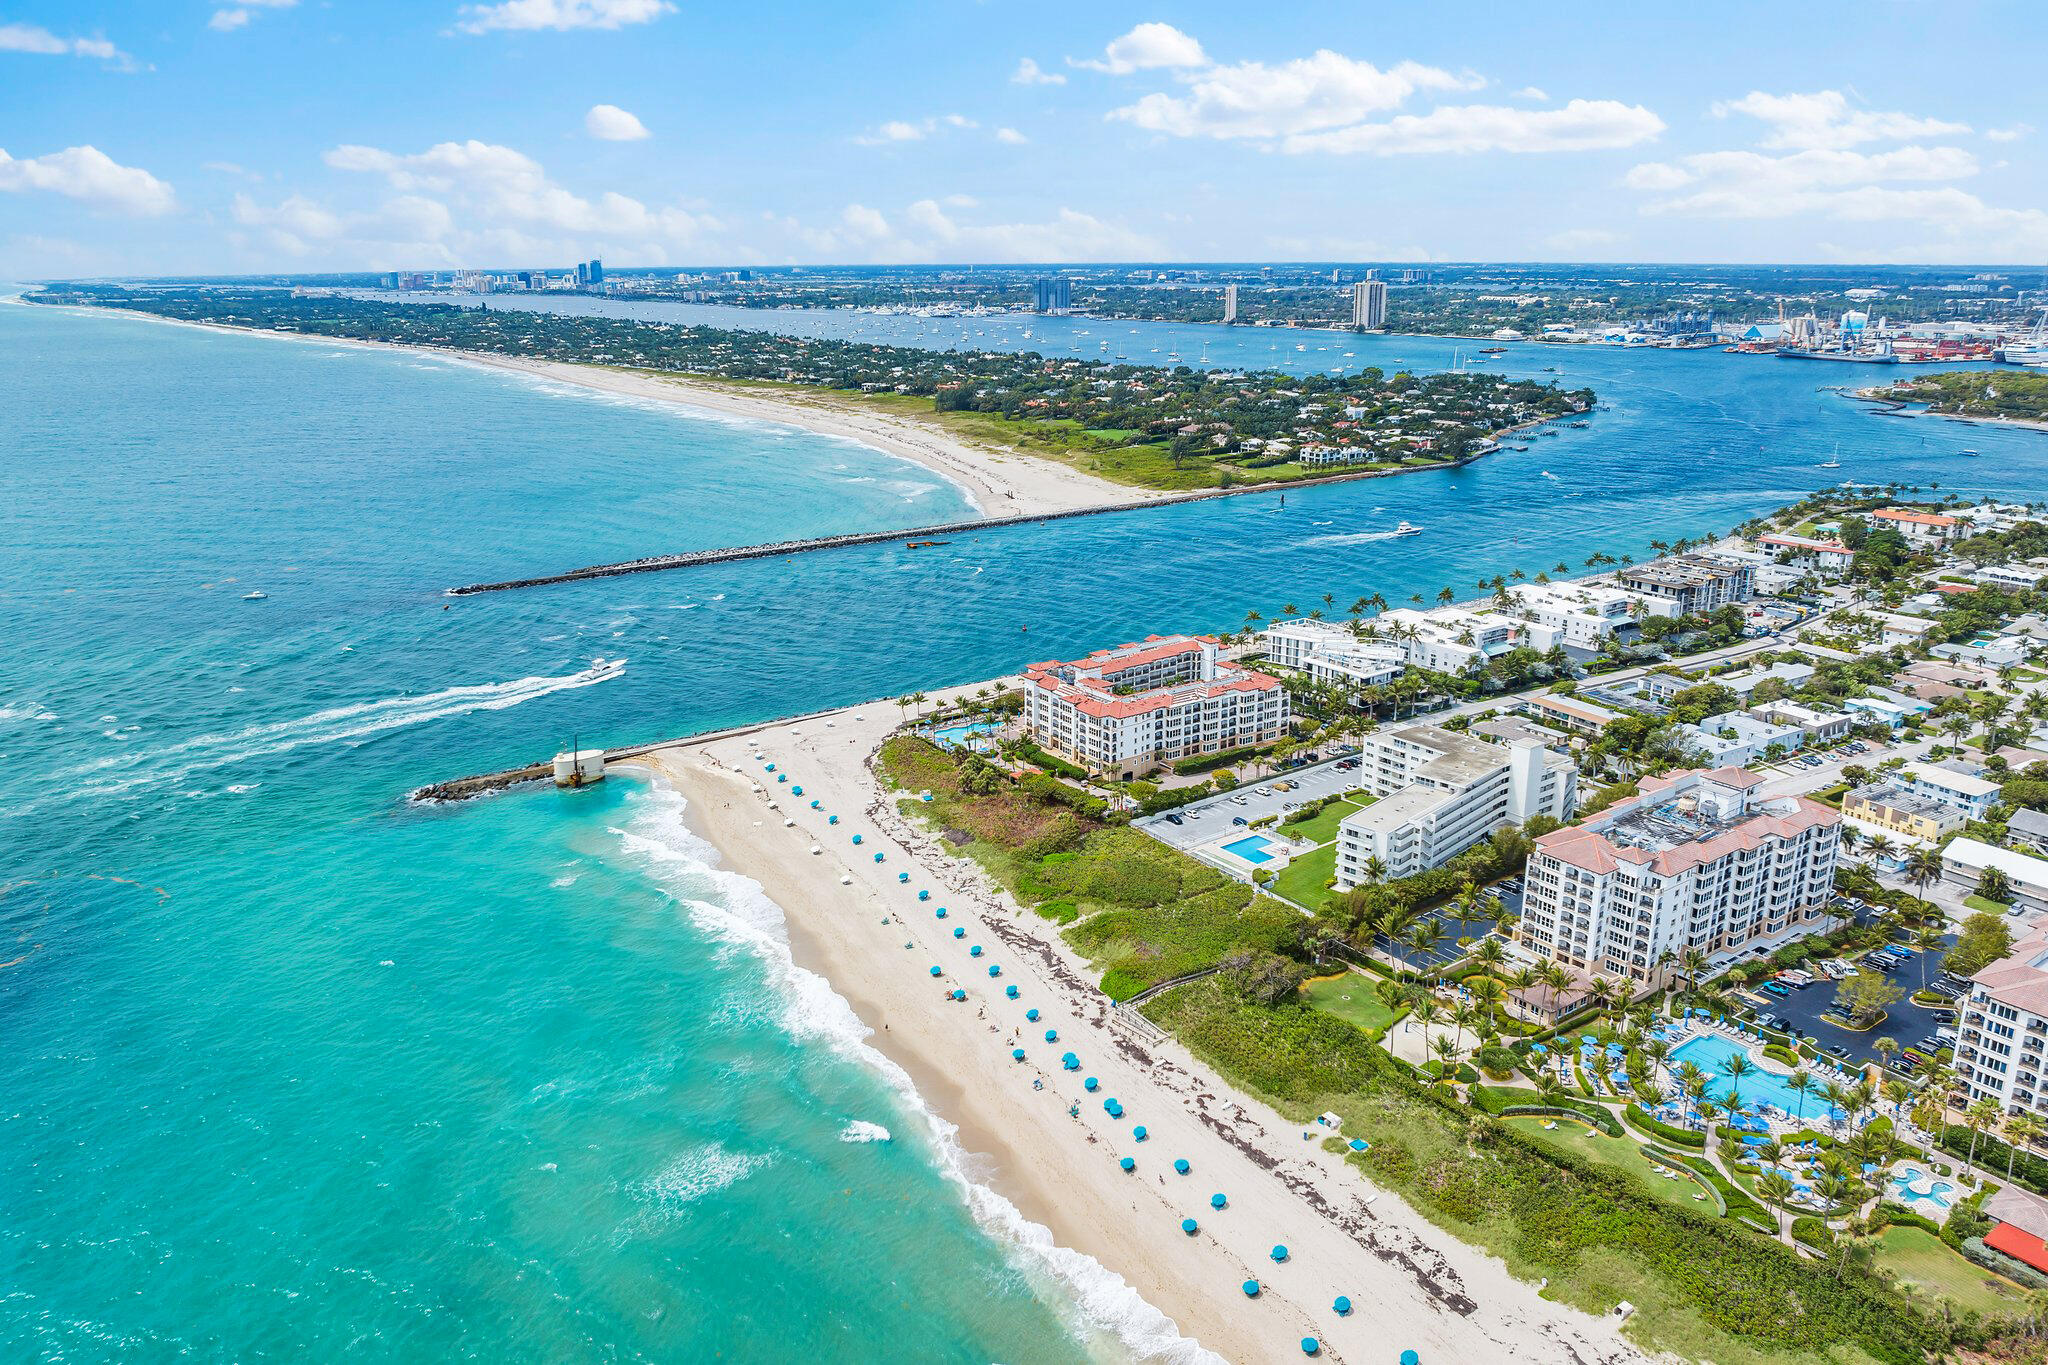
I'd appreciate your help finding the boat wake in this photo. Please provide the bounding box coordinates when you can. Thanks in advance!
[1302,529,1410,547]
[609,781,1222,1365]
[60,658,627,800]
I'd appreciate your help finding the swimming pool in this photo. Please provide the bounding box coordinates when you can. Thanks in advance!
[1890,1164,1957,1213]
[929,721,998,751]
[1670,1034,1830,1120]
[1223,834,1278,865]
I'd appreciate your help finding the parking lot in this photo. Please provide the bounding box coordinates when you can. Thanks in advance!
[1136,752,1364,856]
[1374,884,1521,971]
[1743,931,1959,1070]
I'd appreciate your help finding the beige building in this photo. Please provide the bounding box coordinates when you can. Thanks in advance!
[1520,768,1841,986]
[1024,635,1288,773]
[1842,783,1963,841]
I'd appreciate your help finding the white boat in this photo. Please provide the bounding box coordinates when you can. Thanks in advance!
[1392,521,1422,537]
[1999,307,2048,365]
[1819,458,1841,469]
[242,591,267,600]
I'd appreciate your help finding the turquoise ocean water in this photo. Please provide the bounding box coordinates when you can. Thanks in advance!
[5,295,2047,1362]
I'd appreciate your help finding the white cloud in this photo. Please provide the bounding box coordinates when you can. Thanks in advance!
[1072,22,1206,75]
[1282,99,1665,157]
[323,139,711,243]
[1712,90,1968,151]
[1515,86,1549,102]
[0,145,175,215]
[203,160,264,180]
[1111,51,1481,140]
[0,22,131,65]
[584,103,650,140]
[210,0,296,32]
[1627,145,1979,217]
[786,198,1157,263]
[853,114,978,146]
[1987,123,2033,143]
[1011,57,1064,86]
[995,127,1028,145]
[455,0,673,35]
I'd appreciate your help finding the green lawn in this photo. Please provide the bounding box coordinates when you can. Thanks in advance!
[1965,894,2011,914]
[1281,795,1367,846]
[1272,843,1337,910]
[1301,971,1395,1037]
[1872,1225,2033,1316]
[1502,1116,1717,1212]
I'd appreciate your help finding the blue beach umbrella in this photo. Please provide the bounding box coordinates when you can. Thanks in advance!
[950,989,966,1001]
[1026,1009,1040,1022]
[935,907,947,918]
[1333,1295,1351,1316]
[1084,1077,1099,1092]
[765,763,776,772]
[1104,1099,1123,1117]
[1062,1052,1079,1070]
[1241,1279,1260,1298]
[1012,1048,1026,1061]
[1173,1159,1190,1175]
[929,965,942,977]
[917,890,929,901]
[851,833,862,844]
[987,966,1001,978]
[953,927,965,938]
[1133,1126,1147,1141]
[1400,1351,1419,1365]
[1044,1029,1058,1043]
[1301,1338,1320,1357]
[1211,1193,1227,1209]
[1181,1218,1198,1235]
[970,945,983,957]
[1271,1245,1289,1263]
[897,872,909,883]
[791,786,802,796]
[1119,1156,1135,1172]
[828,815,838,825]
[776,774,787,784]
[1005,985,1019,999]
[874,853,885,863]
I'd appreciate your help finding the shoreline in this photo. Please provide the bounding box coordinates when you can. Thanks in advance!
[626,688,1644,1365]
[1852,387,2048,435]
[44,299,1563,536]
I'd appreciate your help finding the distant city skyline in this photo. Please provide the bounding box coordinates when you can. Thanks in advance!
[2,1,2044,277]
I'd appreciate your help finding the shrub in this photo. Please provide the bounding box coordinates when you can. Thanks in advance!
[1172,744,1264,776]
[1873,1203,1941,1236]
[1008,738,1089,781]
[1475,1044,1520,1079]
[1626,1103,1707,1148]
[1035,899,1079,925]
[1963,1237,2048,1291]
[1791,1215,1834,1251]
[1763,1043,1798,1067]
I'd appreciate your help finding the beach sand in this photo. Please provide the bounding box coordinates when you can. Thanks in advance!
[631,688,1646,1365]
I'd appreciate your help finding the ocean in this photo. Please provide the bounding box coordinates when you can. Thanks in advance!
[5,294,2045,1362]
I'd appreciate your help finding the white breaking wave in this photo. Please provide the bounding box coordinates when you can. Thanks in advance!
[839,1120,892,1144]
[58,658,626,800]
[608,781,1221,1365]
[0,703,58,723]
[635,1140,775,1212]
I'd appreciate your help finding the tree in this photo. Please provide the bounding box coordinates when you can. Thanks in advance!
[1720,1052,1752,1116]
[1758,1170,1797,1242]
[1788,1069,1814,1124]
[1976,866,2016,906]
[2005,1111,2042,1183]
[1966,1097,2001,1177]
[1949,910,2016,977]
[1832,970,1902,1029]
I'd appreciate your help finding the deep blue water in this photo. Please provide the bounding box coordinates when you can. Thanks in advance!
[5,293,2046,1362]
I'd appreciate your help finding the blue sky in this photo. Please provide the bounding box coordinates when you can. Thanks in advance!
[2,0,2044,275]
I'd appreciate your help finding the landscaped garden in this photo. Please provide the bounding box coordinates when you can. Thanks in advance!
[1300,971,1397,1038]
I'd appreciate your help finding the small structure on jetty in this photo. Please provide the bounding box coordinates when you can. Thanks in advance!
[553,748,605,787]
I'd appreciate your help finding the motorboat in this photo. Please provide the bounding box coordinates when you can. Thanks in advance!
[1392,521,1422,537]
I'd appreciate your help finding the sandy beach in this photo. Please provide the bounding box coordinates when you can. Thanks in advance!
[628,687,1646,1365]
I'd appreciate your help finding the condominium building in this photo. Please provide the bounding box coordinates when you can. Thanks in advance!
[1957,931,2048,1115]
[1499,580,1645,650]
[1222,283,1238,324]
[1520,768,1841,986]
[1259,618,1406,693]
[1871,507,1961,546]
[1893,762,2002,822]
[1615,554,1755,617]
[1351,277,1388,330]
[1333,725,1577,884]
[1842,783,1964,841]
[1024,635,1287,772]
[1756,534,1856,577]
[1370,606,1523,674]
[1674,710,1808,767]
[1748,698,1850,743]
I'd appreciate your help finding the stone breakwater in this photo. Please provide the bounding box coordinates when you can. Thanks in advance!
[443,452,1489,596]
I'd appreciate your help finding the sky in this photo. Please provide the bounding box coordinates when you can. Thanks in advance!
[2,0,2045,276]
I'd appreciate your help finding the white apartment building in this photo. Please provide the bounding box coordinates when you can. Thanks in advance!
[1333,724,1577,884]
[1615,554,1756,616]
[1500,580,1644,650]
[1351,277,1388,329]
[1751,700,1854,745]
[1371,607,1523,674]
[1024,635,1289,773]
[1895,762,2002,822]
[1957,932,2048,1115]
[1870,507,1961,546]
[1675,710,1809,767]
[1976,563,2048,591]
[1520,768,1841,986]
[1756,534,1856,578]
[1260,618,1406,692]
[1942,838,2048,914]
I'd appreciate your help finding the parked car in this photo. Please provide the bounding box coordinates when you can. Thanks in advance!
[1164,813,1184,826]
[1827,1044,1852,1060]
[1231,816,1249,827]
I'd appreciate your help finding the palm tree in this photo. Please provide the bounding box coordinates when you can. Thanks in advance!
[1758,1170,1796,1242]
[1874,1036,1899,1075]
[1788,1069,1814,1125]
[2005,1111,2041,1183]
[1678,946,1709,998]
[1822,1080,1854,1138]
[1864,832,1894,864]
[1720,1053,1752,1117]
[1965,1097,2001,1178]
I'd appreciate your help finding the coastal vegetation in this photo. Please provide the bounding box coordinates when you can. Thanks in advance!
[33,286,1592,492]
[878,728,2014,1363]
[1881,370,2048,425]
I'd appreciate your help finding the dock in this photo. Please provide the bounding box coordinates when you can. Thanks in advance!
[443,453,1488,597]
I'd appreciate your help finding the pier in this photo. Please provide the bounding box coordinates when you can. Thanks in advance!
[443,453,1487,596]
